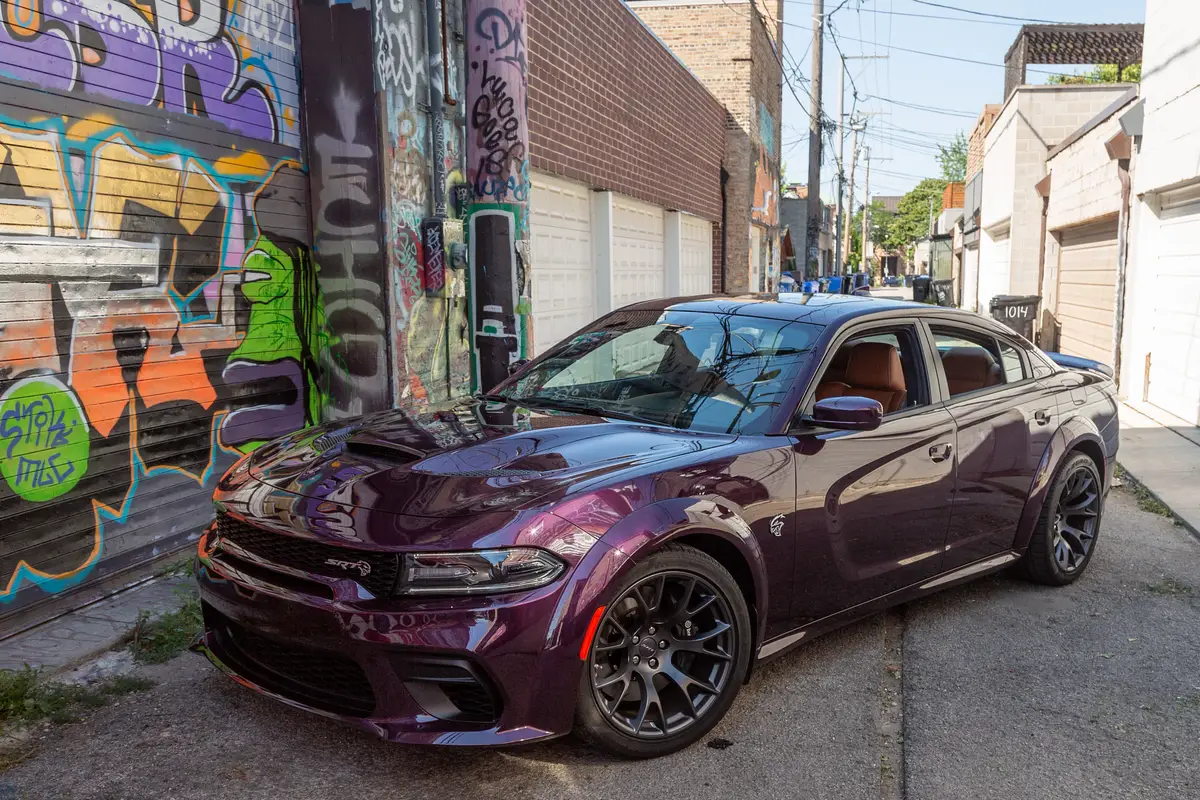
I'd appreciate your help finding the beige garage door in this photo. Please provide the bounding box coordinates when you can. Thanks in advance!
[612,195,665,308]
[1055,219,1119,365]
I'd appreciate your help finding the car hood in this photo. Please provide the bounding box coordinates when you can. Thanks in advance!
[243,399,736,518]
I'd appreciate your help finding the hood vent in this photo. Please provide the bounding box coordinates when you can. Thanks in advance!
[344,436,424,463]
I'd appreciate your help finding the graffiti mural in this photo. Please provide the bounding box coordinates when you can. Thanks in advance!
[0,0,301,148]
[298,0,391,419]
[466,0,529,393]
[0,0,322,620]
[0,90,324,614]
[376,0,471,405]
[752,103,779,226]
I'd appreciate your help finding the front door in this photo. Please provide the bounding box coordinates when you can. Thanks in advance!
[789,322,957,626]
[927,322,1059,570]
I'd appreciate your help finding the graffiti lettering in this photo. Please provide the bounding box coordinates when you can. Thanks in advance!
[374,0,421,98]
[467,2,528,203]
[474,7,525,70]
[0,0,294,145]
[0,378,89,502]
[421,218,446,294]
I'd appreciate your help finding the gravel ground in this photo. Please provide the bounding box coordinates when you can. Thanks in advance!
[4,490,1198,800]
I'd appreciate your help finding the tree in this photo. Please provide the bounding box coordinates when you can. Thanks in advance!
[936,131,968,183]
[892,178,948,248]
[849,200,895,271]
[1048,63,1142,85]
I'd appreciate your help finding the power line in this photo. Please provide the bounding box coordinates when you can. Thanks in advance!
[784,0,1021,26]
[909,0,1067,24]
[860,93,980,119]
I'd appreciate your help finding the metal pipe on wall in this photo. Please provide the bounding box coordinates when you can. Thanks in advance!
[426,0,449,218]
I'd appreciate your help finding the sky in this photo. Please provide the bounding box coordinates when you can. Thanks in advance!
[775,0,1147,203]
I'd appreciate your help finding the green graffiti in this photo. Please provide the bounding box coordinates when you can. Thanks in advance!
[229,235,334,452]
[0,377,90,502]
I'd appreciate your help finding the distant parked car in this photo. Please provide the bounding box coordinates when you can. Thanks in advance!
[884,275,901,287]
[195,293,1119,759]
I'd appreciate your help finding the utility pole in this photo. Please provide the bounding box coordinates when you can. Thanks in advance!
[834,60,845,276]
[834,55,887,272]
[804,0,824,280]
[862,147,872,276]
[842,123,861,268]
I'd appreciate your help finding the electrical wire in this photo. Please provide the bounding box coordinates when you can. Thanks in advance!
[909,0,1067,24]
[784,0,1021,26]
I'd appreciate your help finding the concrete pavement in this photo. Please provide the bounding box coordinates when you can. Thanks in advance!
[4,489,1197,800]
[1117,402,1200,535]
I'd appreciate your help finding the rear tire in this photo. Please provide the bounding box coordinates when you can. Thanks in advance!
[1018,452,1103,586]
[575,544,752,758]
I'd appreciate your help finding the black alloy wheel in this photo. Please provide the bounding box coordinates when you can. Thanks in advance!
[576,545,751,758]
[1019,452,1104,586]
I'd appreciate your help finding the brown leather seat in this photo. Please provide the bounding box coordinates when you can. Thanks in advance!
[817,342,908,413]
[941,347,1003,396]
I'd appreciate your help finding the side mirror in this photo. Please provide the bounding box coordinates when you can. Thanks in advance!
[808,396,884,431]
[508,358,531,377]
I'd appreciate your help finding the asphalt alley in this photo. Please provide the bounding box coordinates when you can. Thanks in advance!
[5,489,1198,800]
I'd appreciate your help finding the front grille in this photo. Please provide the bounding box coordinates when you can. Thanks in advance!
[204,604,376,717]
[216,514,399,597]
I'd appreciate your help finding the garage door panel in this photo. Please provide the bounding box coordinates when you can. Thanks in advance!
[1146,200,1200,425]
[1055,223,1118,364]
[531,172,595,355]
[613,195,665,307]
[681,214,714,296]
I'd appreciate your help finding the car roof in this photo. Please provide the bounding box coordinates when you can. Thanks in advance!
[621,293,1016,335]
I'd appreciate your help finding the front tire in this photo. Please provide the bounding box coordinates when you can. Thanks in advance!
[575,544,752,758]
[1018,452,1104,586]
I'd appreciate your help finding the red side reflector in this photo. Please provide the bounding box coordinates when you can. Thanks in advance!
[579,605,607,660]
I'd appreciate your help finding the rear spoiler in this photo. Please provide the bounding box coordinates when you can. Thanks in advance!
[1044,352,1115,378]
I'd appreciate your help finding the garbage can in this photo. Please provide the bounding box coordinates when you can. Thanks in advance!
[932,279,955,307]
[989,295,1040,341]
[911,275,932,303]
[827,275,843,294]
[802,280,817,294]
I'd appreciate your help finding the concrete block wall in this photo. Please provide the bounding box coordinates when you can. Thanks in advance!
[1045,108,1132,232]
[1135,0,1200,196]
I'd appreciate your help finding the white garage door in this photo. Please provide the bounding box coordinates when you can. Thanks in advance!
[962,244,980,312]
[680,214,714,295]
[1147,198,1200,425]
[612,195,665,307]
[978,227,1010,314]
[530,172,594,355]
[1055,219,1119,366]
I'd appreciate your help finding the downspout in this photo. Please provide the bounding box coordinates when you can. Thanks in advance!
[720,166,729,293]
[426,0,448,218]
[1106,130,1135,390]
[1034,173,1052,347]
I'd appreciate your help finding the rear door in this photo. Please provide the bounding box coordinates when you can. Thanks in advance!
[788,319,956,626]
[925,321,1059,570]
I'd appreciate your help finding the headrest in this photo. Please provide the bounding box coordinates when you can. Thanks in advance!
[941,347,998,388]
[845,342,905,392]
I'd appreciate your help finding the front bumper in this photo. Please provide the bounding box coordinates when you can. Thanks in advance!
[194,524,628,747]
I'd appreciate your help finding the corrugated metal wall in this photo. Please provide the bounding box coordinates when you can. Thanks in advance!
[0,0,313,627]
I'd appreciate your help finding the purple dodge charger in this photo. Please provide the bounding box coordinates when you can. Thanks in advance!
[194,293,1118,758]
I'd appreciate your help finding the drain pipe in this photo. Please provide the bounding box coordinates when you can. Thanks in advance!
[426,0,448,218]
[720,166,729,293]
[1107,130,1134,390]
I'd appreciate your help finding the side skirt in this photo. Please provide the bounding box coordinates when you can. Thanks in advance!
[756,551,1022,662]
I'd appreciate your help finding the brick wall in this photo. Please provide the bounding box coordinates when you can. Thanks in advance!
[967,104,1002,181]
[527,0,726,224]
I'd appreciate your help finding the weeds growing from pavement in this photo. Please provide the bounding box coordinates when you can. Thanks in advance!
[0,667,154,726]
[130,588,203,665]
[1144,578,1195,597]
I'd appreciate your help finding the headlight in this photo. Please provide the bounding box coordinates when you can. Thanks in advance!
[398,548,566,596]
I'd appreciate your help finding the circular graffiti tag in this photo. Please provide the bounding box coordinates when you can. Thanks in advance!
[0,377,90,502]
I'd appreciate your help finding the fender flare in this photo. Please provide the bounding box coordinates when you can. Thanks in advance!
[1012,414,1106,552]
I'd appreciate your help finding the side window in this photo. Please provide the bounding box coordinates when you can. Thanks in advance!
[998,340,1027,383]
[931,326,1007,398]
[813,326,929,415]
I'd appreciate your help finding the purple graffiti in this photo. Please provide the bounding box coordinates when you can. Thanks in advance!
[1,394,75,460]
[0,0,277,142]
[467,1,528,203]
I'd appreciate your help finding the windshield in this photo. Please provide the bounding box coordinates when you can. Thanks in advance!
[492,310,822,434]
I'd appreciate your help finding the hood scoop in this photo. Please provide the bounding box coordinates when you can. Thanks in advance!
[344,434,424,463]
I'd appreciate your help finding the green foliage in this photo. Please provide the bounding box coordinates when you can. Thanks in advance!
[130,590,203,665]
[848,200,896,269]
[0,667,154,726]
[891,179,949,249]
[1048,63,1142,85]
[936,131,968,183]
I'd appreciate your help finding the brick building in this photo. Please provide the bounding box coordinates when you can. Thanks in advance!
[627,0,785,292]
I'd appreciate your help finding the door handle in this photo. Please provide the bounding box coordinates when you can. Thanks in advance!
[1034,409,1053,426]
[928,443,953,463]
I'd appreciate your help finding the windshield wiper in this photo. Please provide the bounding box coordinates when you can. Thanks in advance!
[496,395,657,426]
